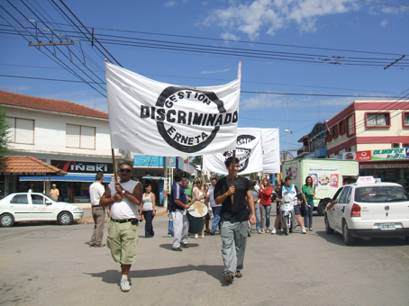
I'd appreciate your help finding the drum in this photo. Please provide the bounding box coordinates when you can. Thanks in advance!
[187,201,208,234]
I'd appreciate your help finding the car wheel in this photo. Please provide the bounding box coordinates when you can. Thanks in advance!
[324,215,333,234]
[342,221,355,245]
[58,211,73,225]
[0,213,14,227]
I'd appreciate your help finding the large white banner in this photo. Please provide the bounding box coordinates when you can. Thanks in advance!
[261,128,280,173]
[203,128,263,175]
[106,63,240,157]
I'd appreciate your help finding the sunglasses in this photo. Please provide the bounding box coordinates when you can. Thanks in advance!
[119,168,132,173]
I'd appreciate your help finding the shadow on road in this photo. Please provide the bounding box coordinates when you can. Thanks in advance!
[86,264,223,284]
[315,230,409,247]
[159,243,199,250]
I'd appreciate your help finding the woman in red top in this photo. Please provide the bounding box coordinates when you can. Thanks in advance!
[258,177,273,233]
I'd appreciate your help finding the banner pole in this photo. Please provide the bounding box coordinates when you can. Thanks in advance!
[111,148,118,183]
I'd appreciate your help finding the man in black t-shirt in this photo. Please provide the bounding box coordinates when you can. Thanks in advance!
[214,157,256,285]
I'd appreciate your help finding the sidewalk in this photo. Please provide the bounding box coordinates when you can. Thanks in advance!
[73,203,168,224]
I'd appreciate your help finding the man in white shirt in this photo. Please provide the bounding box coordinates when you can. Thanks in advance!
[208,176,222,235]
[100,161,143,293]
[88,172,106,247]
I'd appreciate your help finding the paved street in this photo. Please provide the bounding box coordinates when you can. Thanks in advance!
[1,215,409,306]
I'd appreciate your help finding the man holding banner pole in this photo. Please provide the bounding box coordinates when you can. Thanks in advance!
[214,156,256,285]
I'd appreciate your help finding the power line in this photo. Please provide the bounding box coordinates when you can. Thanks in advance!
[19,19,409,58]
[0,4,106,97]
[1,24,408,68]
[0,73,405,99]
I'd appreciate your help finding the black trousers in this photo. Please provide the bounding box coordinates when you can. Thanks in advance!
[143,210,155,237]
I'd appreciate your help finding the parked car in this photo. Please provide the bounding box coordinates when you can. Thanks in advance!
[324,179,409,245]
[0,192,84,227]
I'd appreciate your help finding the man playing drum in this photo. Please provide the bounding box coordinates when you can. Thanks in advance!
[214,157,256,285]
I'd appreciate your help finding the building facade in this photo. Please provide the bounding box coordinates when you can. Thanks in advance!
[297,122,327,158]
[0,91,117,202]
[325,100,409,189]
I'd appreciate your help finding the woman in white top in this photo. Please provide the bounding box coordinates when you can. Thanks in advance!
[142,183,156,238]
[192,178,208,238]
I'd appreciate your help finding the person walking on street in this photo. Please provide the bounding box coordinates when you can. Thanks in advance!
[258,177,273,233]
[271,181,282,235]
[192,178,206,238]
[142,183,156,238]
[170,176,190,251]
[208,177,221,235]
[302,176,315,231]
[214,157,256,285]
[89,172,106,247]
[48,184,60,201]
[250,181,261,233]
[100,161,143,292]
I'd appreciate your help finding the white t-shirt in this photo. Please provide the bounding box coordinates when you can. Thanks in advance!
[208,185,220,208]
[109,180,140,219]
[142,193,154,211]
[89,181,105,206]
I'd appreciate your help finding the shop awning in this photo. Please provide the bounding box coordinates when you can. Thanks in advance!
[19,173,112,183]
[1,156,65,175]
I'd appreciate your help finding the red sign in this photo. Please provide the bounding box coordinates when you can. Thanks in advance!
[356,150,372,161]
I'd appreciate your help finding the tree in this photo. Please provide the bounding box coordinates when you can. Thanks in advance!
[0,107,9,169]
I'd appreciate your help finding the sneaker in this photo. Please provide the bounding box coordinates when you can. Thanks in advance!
[271,228,277,235]
[194,234,199,239]
[120,277,131,292]
[309,227,313,231]
[172,247,183,251]
[200,234,205,238]
[235,271,242,278]
[222,272,234,285]
[302,227,307,234]
[257,230,262,234]
[180,243,189,248]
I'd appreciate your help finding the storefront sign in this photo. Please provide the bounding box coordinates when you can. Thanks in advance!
[356,148,409,161]
[51,161,113,173]
[372,148,409,160]
[133,156,165,168]
[356,150,372,161]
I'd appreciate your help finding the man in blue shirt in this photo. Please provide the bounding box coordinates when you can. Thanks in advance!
[170,176,190,251]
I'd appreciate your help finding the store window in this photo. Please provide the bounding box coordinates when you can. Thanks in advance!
[331,125,338,139]
[391,143,400,148]
[347,115,355,136]
[66,124,96,150]
[339,120,346,135]
[365,113,390,128]
[403,112,409,128]
[6,117,35,144]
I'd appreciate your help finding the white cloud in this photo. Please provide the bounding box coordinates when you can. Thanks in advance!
[241,94,299,110]
[164,0,177,8]
[220,32,240,41]
[205,0,407,39]
[380,19,388,27]
[200,68,231,75]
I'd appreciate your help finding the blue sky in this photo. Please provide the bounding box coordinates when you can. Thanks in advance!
[1,0,409,151]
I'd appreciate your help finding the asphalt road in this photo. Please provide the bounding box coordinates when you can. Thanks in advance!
[1,215,409,306]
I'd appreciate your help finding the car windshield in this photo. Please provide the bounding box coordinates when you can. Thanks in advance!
[355,186,409,203]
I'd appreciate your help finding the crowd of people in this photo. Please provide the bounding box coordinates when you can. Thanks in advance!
[83,158,317,292]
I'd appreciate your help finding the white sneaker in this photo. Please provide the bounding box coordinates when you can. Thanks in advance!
[271,228,276,235]
[194,234,199,239]
[120,276,131,292]
[302,227,307,234]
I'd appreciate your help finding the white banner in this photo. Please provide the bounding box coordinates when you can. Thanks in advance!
[261,128,280,173]
[203,128,263,175]
[106,63,240,157]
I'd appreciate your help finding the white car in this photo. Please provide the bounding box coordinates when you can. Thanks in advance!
[324,181,409,245]
[0,192,84,227]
